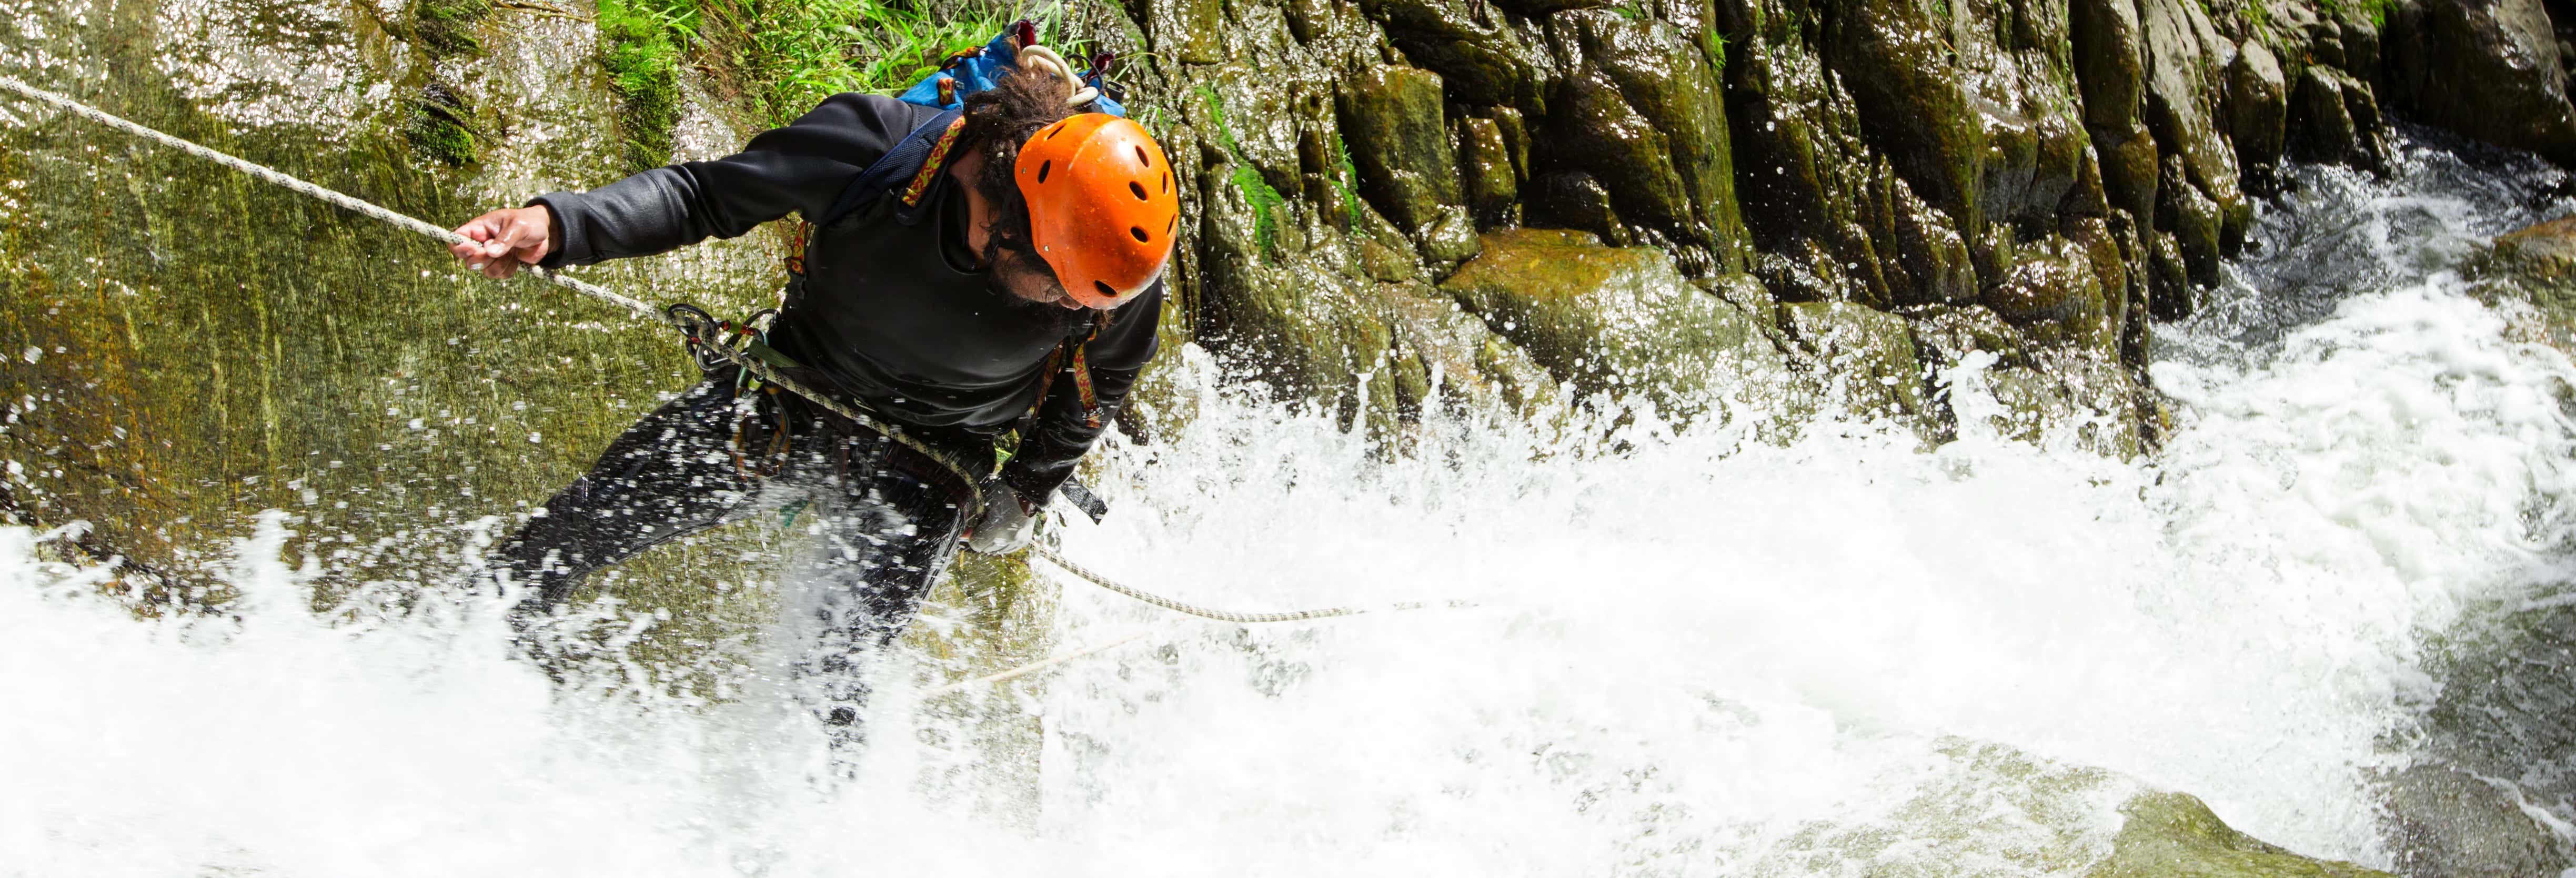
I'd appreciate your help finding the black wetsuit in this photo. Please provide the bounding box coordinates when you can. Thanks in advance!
[494,94,1161,731]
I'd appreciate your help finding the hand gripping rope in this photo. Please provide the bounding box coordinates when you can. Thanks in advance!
[0,73,1469,688]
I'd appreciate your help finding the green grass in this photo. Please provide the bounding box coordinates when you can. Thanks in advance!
[1196,85,1284,257]
[598,0,695,170]
[1328,130,1360,229]
[1696,27,1727,76]
[593,0,1083,160]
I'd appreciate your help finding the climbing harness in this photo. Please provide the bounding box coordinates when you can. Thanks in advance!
[0,72,1468,649]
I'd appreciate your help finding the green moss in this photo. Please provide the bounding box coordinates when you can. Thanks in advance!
[598,0,694,172]
[413,0,490,59]
[405,103,478,166]
[404,84,480,166]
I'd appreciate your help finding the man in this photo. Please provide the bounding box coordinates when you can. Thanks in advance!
[445,62,1178,736]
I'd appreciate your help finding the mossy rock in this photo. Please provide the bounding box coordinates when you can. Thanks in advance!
[1456,115,1519,227]
[1332,65,1478,270]
[411,0,491,59]
[2469,215,2576,357]
[1352,0,1556,111]
[1779,299,1930,423]
[404,82,480,167]
[1380,284,1567,422]
[2088,792,2394,878]
[1439,228,1784,419]
[1548,9,1748,270]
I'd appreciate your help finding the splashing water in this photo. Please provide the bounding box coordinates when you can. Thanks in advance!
[9,136,2576,875]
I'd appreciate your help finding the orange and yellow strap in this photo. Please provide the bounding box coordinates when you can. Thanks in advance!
[901,116,970,208]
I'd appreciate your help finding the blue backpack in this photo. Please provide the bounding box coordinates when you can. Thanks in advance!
[811,22,1126,229]
[898,21,1127,116]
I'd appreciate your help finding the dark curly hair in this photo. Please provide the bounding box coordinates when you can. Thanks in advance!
[960,64,1080,302]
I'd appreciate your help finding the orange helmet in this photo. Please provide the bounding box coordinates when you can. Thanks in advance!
[1015,114,1179,309]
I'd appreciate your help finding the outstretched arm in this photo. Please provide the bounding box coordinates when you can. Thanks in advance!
[447,93,930,277]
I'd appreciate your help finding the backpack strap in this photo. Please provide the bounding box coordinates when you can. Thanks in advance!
[813,107,967,231]
[787,108,968,285]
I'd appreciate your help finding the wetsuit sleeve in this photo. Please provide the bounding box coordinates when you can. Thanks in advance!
[526,93,919,267]
[999,283,1166,507]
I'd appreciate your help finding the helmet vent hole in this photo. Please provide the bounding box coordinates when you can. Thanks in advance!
[1134,145,1149,166]
[1130,226,1149,243]
[1045,122,1066,139]
[1167,215,1176,234]
[1129,180,1148,200]
[1162,171,1170,194]
[1094,280,1119,299]
[1037,160,1051,184]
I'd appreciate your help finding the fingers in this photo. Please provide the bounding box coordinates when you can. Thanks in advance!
[449,207,549,280]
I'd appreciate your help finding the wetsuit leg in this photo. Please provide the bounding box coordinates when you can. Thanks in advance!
[784,432,972,745]
[495,379,764,607]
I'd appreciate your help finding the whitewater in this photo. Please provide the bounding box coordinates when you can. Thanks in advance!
[7,143,2576,876]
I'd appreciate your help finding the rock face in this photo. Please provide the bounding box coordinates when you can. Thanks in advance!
[1100,0,2576,448]
[2090,793,2397,877]
[2386,0,2576,167]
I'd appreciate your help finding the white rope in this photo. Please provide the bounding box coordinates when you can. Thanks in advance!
[1031,545,1467,623]
[1013,44,1100,109]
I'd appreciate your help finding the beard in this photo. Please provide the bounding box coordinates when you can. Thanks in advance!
[982,238,1072,307]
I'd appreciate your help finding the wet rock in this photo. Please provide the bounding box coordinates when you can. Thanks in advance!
[1543,67,1694,241]
[2137,0,2250,248]
[1780,299,1930,422]
[2380,763,2576,878]
[2386,0,2576,166]
[1353,0,1556,110]
[1827,0,1983,229]
[2089,792,2396,877]
[2072,0,2149,134]
[1439,228,1784,416]
[1526,170,1630,246]
[405,80,480,167]
[1333,64,1478,269]
[1354,203,1426,283]
[2156,154,2222,291]
[1545,9,1748,269]
[2228,40,2288,188]
[2472,215,2576,354]
[1379,285,1566,420]
[2287,66,2386,171]
[1148,0,1227,64]
[412,0,490,59]
[2147,227,2193,319]
[2341,12,2383,77]
[1456,115,1519,227]
[2094,121,2162,230]
[1982,238,2108,334]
